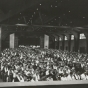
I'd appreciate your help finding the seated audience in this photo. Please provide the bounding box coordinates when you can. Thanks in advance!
[0,45,88,82]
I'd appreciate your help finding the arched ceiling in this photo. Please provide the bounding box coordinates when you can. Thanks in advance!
[0,0,88,38]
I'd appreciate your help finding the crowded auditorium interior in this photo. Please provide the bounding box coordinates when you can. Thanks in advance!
[0,0,88,87]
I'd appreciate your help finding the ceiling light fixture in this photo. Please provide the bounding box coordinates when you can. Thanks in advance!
[34,12,35,14]
[37,8,38,10]
[40,4,41,5]
[18,18,20,20]
[70,21,72,23]
[55,6,57,7]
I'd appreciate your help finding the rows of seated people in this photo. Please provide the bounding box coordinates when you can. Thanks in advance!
[0,45,88,82]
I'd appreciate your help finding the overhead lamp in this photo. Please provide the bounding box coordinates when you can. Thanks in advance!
[40,4,41,5]
[70,21,72,23]
[51,5,52,7]
[20,13,21,14]
[34,12,35,14]
[69,11,70,12]
[37,8,38,10]
[15,24,28,26]
[18,18,20,20]
[83,17,85,18]
[55,6,57,7]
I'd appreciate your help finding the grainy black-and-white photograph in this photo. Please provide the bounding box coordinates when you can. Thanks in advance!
[0,0,88,87]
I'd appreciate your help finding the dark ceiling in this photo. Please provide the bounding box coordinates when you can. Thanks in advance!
[0,0,88,38]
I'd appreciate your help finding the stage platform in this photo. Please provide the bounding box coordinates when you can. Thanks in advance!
[0,80,88,88]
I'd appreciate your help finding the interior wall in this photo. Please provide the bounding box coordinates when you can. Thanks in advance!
[19,38,40,46]
[59,41,62,50]
[59,39,86,53]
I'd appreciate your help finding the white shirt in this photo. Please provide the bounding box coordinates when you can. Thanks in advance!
[67,75,72,80]
[86,75,88,80]
[17,75,24,82]
[59,69,63,74]
[71,75,76,80]
[47,77,53,81]
[1,65,3,71]
[81,74,86,80]
[31,79,35,82]
[66,69,71,74]
[13,73,16,78]
[46,70,49,75]
[61,77,67,81]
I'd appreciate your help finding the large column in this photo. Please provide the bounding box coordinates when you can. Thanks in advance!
[44,34,49,49]
[57,36,59,49]
[74,33,80,52]
[48,35,54,49]
[68,34,71,52]
[53,37,55,49]
[9,33,18,48]
[54,35,59,49]
[62,35,65,50]
[84,33,88,54]
[40,36,44,48]
[14,36,18,48]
